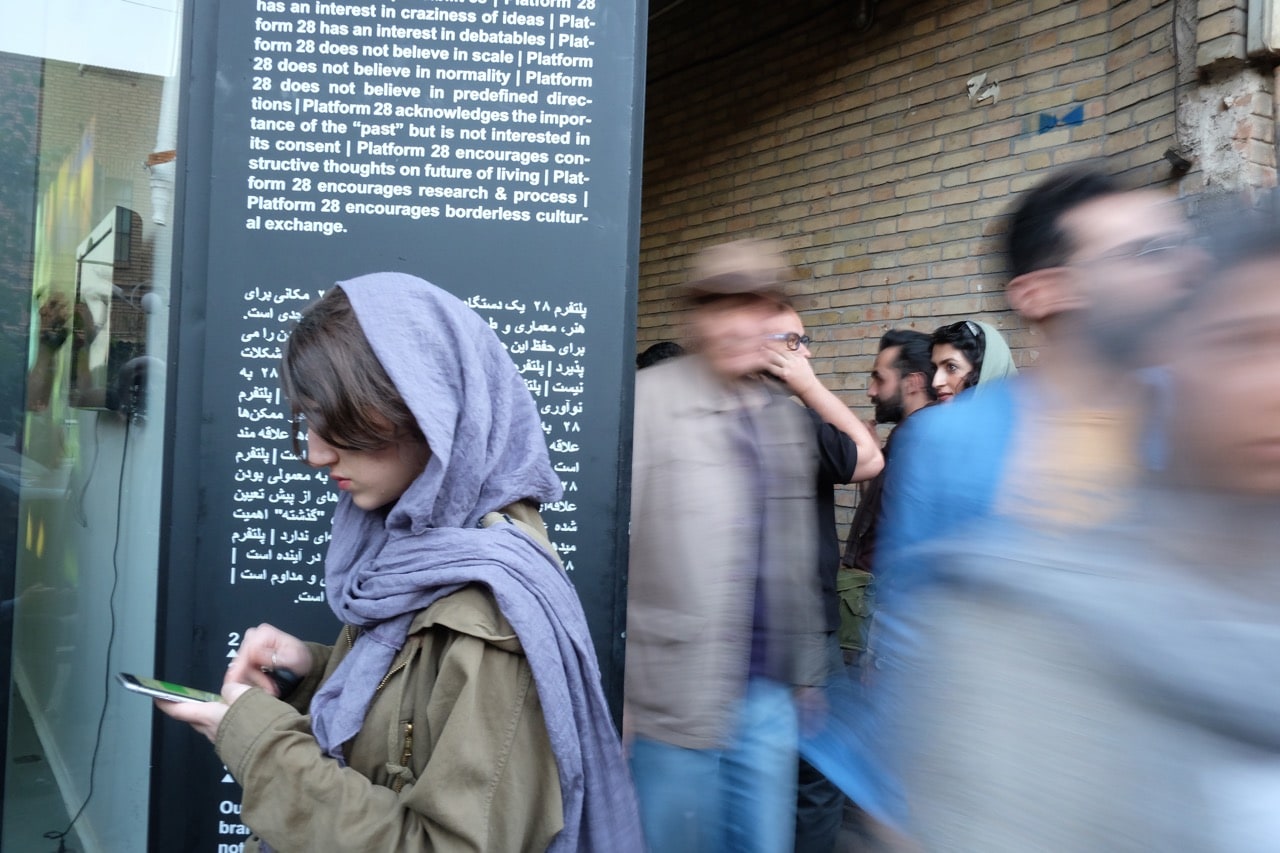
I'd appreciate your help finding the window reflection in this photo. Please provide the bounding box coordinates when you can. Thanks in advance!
[0,5,183,847]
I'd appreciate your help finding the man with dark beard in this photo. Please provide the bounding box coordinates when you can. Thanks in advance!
[840,329,936,582]
[808,329,934,853]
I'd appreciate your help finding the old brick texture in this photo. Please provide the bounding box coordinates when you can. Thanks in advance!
[639,0,1274,526]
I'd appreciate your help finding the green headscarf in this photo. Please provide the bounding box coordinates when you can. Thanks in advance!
[974,320,1018,387]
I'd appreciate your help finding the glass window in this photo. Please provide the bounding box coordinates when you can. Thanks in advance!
[0,3,184,849]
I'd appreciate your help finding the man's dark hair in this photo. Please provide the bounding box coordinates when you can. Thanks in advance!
[879,328,934,391]
[1006,166,1123,279]
[1207,189,1280,268]
[1190,188,1280,310]
[636,341,686,369]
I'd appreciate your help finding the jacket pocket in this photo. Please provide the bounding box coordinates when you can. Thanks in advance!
[836,568,876,652]
[625,604,719,729]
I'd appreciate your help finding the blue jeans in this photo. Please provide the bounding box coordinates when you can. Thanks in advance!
[631,677,798,853]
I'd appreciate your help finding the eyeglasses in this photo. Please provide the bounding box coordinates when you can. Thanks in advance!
[1075,233,1188,266]
[764,332,811,351]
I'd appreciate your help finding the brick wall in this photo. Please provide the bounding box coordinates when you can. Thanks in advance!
[0,55,43,435]
[37,63,168,226]
[639,0,1228,525]
[1183,0,1278,194]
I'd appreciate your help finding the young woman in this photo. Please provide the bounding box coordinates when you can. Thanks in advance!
[929,319,1018,402]
[161,272,642,853]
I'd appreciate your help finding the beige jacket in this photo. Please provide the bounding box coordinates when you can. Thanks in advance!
[216,581,564,853]
[626,356,825,749]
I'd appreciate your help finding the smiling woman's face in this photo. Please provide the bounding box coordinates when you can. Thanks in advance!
[931,343,975,402]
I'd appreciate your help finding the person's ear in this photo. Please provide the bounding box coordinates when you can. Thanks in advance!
[1007,267,1083,322]
[903,370,926,396]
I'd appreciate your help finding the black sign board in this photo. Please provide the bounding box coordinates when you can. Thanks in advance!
[156,0,646,847]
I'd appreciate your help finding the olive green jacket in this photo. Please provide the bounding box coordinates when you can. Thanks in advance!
[215,583,564,853]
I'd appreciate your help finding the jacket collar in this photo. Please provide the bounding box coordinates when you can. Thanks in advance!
[658,355,776,415]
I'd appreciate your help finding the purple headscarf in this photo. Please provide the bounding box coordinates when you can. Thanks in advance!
[306,272,642,852]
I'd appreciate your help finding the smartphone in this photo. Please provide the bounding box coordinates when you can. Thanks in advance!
[117,672,222,704]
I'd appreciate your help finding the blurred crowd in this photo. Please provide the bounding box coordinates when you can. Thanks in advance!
[624,165,1280,853]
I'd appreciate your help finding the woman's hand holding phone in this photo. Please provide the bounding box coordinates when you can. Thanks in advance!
[225,623,314,698]
[158,623,313,743]
[156,682,250,742]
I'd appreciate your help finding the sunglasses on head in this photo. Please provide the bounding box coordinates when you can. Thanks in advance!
[940,320,982,339]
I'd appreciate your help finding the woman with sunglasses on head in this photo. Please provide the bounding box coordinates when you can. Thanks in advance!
[930,319,1018,403]
[160,273,643,853]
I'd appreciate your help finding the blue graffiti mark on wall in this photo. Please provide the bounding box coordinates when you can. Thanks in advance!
[1038,104,1084,134]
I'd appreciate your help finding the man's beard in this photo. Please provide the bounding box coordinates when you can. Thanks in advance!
[1073,293,1191,369]
[873,391,905,424]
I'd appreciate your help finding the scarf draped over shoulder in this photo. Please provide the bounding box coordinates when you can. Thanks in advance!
[306,272,642,852]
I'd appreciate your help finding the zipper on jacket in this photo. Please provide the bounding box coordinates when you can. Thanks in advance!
[344,624,405,692]
[376,659,408,692]
[391,722,414,794]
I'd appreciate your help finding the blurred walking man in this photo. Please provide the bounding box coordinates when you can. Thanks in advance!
[874,165,1208,847]
[627,240,828,853]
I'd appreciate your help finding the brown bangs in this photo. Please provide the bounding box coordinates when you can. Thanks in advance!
[280,286,423,455]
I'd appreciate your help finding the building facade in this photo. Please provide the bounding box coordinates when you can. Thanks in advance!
[0,1,645,849]
[2,0,1277,848]
[639,0,1278,520]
